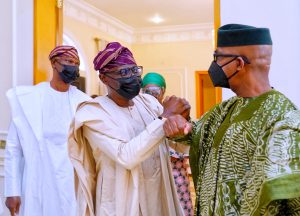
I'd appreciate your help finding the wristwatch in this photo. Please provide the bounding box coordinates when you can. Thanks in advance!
[158,116,167,121]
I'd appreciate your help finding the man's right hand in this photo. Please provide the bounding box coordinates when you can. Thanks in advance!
[163,114,192,138]
[161,96,190,118]
[6,196,21,216]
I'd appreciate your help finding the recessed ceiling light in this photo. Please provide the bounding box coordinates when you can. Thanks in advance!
[150,15,164,24]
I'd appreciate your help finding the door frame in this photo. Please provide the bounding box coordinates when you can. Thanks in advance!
[195,71,222,118]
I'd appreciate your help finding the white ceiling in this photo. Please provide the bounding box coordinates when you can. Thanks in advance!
[83,0,214,28]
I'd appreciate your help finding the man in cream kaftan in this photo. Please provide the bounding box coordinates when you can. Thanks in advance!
[68,42,188,216]
[69,94,183,216]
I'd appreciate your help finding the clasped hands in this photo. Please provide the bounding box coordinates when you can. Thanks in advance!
[160,96,192,138]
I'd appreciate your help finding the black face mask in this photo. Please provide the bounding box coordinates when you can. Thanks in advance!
[208,57,240,88]
[106,75,142,100]
[59,64,80,84]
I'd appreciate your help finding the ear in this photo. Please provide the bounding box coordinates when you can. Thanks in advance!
[50,59,55,66]
[236,56,245,70]
[50,59,58,71]
[99,73,107,84]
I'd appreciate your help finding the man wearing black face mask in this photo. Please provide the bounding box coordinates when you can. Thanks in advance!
[5,45,90,216]
[68,42,191,215]
[164,24,300,215]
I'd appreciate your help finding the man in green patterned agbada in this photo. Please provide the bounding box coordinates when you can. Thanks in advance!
[164,24,300,215]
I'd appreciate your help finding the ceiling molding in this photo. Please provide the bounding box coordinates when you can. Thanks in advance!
[64,0,134,43]
[135,23,213,33]
[64,0,213,44]
[134,23,213,44]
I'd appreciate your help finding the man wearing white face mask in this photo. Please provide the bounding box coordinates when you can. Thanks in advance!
[5,45,90,216]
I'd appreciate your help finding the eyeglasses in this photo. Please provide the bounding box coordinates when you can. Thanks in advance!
[143,86,162,98]
[213,52,250,64]
[108,66,143,78]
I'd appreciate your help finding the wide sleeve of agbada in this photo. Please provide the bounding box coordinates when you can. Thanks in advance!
[68,102,97,216]
[253,110,300,215]
[68,100,166,216]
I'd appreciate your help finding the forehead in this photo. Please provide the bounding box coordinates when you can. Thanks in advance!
[143,84,161,89]
[216,47,236,54]
[56,55,80,64]
[217,45,249,55]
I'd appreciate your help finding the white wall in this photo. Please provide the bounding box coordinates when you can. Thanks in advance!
[220,0,300,108]
[0,1,13,141]
[0,0,33,214]
[0,0,34,135]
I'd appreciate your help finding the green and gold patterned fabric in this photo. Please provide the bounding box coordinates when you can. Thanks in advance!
[190,90,300,215]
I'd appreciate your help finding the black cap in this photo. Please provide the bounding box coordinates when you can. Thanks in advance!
[217,24,273,47]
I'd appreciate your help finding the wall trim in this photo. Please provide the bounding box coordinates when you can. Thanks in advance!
[64,0,213,44]
[0,131,7,141]
[0,149,4,177]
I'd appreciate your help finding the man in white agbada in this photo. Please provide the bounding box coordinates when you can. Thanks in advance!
[0,197,3,215]
[68,42,191,216]
[5,45,90,216]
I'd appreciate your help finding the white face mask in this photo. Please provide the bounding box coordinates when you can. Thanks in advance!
[143,86,162,99]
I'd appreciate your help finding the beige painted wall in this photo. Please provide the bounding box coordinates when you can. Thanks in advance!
[133,41,213,118]
[64,16,131,96]
[64,16,214,118]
